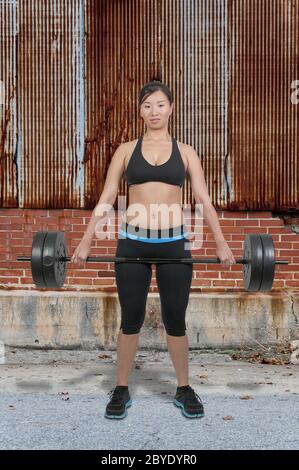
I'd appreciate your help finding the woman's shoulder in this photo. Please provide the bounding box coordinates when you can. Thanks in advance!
[176,139,192,156]
[117,139,139,160]
[122,139,139,150]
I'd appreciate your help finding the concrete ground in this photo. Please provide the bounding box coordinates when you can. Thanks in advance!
[0,347,299,450]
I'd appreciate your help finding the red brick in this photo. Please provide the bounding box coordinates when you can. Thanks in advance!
[0,269,23,276]
[47,210,66,216]
[276,265,299,272]
[72,225,87,231]
[66,278,93,285]
[19,278,34,284]
[28,210,48,216]
[0,209,23,216]
[23,224,36,232]
[0,277,20,283]
[220,272,243,279]
[191,279,212,286]
[10,232,25,239]
[97,270,115,277]
[247,212,273,218]
[280,234,298,241]
[72,210,92,217]
[259,219,284,227]
[270,228,293,235]
[92,279,114,286]
[236,280,246,288]
[278,250,299,257]
[195,272,219,279]
[235,220,260,227]
[275,272,294,279]
[7,239,29,247]
[101,240,117,247]
[107,248,118,254]
[68,270,100,277]
[60,217,84,224]
[0,223,23,230]
[243,228,269,234]
[212,280,236,287]
[285,282,299,288]
[33,216,61,225]
[218,220,237,226]
[221,211,248,218]
[277,242,293,249]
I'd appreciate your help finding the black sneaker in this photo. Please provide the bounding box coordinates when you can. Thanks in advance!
[104,385,132,419]
[174,385,204,418]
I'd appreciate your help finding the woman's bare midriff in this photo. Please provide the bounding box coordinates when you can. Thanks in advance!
[124,182,184,229]
[122,139,188,230]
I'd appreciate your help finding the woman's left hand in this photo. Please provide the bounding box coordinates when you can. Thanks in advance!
[215,241,236,267]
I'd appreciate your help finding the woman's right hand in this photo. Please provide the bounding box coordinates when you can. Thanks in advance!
[71,238,92,267]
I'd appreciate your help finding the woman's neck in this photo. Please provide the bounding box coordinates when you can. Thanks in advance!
[143,130,172,142]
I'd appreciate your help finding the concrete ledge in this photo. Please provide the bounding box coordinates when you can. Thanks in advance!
[0,290,298,349]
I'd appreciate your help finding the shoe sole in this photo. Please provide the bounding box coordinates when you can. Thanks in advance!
[174,399,204,418]
[104,398,133,419]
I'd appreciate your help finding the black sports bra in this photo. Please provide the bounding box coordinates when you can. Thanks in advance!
[124,136,186,187]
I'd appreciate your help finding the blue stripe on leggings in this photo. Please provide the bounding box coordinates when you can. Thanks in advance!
[118,229,189,243]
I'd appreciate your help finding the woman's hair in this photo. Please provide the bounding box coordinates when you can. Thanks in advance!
[138,81,173,107]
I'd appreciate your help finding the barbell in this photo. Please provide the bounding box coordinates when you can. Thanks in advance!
[16,231,288,291]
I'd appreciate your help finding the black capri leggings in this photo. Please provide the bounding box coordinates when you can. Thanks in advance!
[114,222,193,337]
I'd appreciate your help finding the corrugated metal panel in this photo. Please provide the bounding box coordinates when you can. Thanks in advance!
[229,0,299,210]
[0,0,18,207]
[1,0,85,208]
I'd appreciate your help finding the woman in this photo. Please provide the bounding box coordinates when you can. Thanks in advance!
[71,81,235,420]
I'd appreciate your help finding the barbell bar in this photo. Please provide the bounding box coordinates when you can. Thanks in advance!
[16,231,288,291]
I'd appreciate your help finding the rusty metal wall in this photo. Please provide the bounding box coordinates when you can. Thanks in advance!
[0,0,18,207]
[1,0,85,208]
[0,0,298,210]
[229,0,299,210]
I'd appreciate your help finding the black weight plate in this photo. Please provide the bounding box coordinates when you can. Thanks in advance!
[243,234,264,291]
[42,232,67,288]
[31,232,48,288]
[259,234,275,291]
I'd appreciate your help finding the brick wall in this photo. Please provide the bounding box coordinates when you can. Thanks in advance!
[0,209,298,292]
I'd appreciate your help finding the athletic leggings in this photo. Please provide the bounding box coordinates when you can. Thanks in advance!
[114,221,193,337]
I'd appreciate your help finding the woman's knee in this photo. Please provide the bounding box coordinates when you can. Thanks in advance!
[120,319,143,335]
[162,311,186,336]
[165,326,186,336]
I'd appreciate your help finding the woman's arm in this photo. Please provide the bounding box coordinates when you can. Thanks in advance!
[82,143,127,244]
[185,144,226,243]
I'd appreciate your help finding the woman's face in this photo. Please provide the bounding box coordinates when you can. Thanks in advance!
[139,90,173,130]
